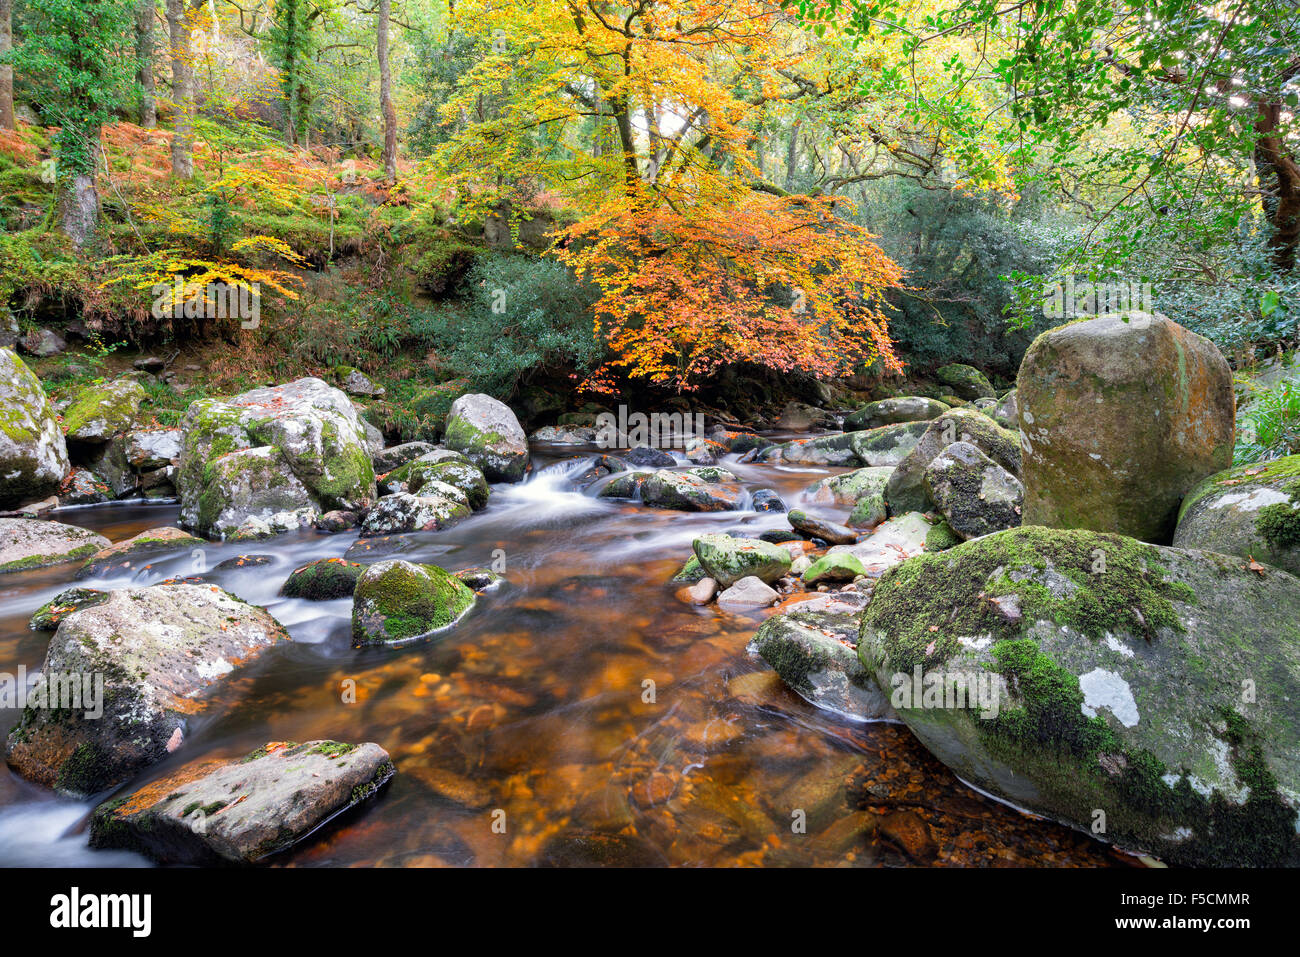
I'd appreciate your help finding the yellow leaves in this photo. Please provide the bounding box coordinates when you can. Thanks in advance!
[230,235,310,268]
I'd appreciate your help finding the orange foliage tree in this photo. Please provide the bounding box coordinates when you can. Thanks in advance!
[434,0,904,393]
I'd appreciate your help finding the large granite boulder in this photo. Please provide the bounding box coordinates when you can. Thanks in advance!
[923,441,1024,540]
[858,525,1300,867]
[1018,313,1235,543]
[1173,455,1300,576]
[0,518,108,574]
[885,408,1021,515]
[442,393,529,482]
[935,363,996,399]
[61,378,146,448]
[90,740,394,864]
[177,378,377,538]
[844,396,949,431]
[5,583,288,794]
[0,348,70,507]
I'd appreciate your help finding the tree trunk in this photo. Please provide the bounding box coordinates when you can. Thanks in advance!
[60,171,100,247]
[0,0,13,131]
[377,0,397,181]
[166,0,195,178]
[136,0,157,128]
[1255,97,1300,273]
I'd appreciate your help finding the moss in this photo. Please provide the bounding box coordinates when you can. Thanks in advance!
[863,526,1190,674]
[353,561,476,644]
[924,521,961,551]
[309,741,357,758]
[350,759,396,804]
[56,741,111,794]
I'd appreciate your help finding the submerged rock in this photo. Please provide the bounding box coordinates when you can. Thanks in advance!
[0,519,109,574]
[0,348,70,508]
[1018,312,1234,543]
[351,559,476,645]
[442,393,530,482]
[89,740,394,864]
[750,609,895,722]
[5,583,288,794]
[1173,455,1300,576]
[858,525,1300,867]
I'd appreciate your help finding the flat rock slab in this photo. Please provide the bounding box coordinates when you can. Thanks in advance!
[0,518,109,575]
[90,740,394,864]
[76,526,206,578]
[5,583,289,794]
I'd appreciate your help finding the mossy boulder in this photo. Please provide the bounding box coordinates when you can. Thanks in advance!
[177,378,377,538]
[749,609,896,722]
[407,459,490,510]
[1173,456,1300,577]
[89,740,394,864]
[0,518,109,574]
[641,469,742,511]
[359,490,471,536]
[773,432,861,466]
[5,583,289,794]
[29,587,108,630]
[992,389,1018,429]
[76,526,206,578]
[351,559,476,645]
[934,363,996,400]
[372,440,437,474]
[845,396,950,431]
[379,448,470,493]
[1018,312,1235,544]
[885,408,1020,515]
[802,552,869,584]
[923,441,1024,540]
[0,348,70,508]
[61,378,146,447]
[279,558,364,600]
[858,525,1300,866]
[442,393,530,482]
[803,466,893,508]
[848,421,930,467]
[692,534,792,587]
[924,521,961,552]
[598,471,651,499]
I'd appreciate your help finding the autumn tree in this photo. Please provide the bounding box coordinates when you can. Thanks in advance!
[0,0,13,131]
[166,0,205,178]
[377,0,397,180]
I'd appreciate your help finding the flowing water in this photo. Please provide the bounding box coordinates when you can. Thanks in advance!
[0,441,1140,867]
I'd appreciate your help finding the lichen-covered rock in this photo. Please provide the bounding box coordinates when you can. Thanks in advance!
[1018,312,1234,543]
[824,511,933,578]
[340,367,385,398]
[442,393,529,482]
[1173,455,1300,576]
[59,468,114,505]
[29,587,108,630]
[359,491,471,536]
[5,583,288,794]
[177,378,377,537]
[858,525,1300,867]
[934,363,996,400]
[691,534,791,587]
[20,328,65,358]
[372,441,437,474]
[885,408,1021,515]
[923,441,1024,540]
[0,518,109,574]
[62,378,146,447]
[750,609,896,722]
[76,526,205,579]
[992,389,1018,429]
[279,558,364,600]
[122,429,182,470]
[845,396,949,431]
[228,507,318,541]
[788,509,857,545]
[773,432,861,466]
[641,469,742,511]
[0,348,70,508]
[804,466,893,508]
[406,459,490,510]
[848,421,930,467]
[89,740,394,864]
[597,471,651,499]
[530,425,598,445]
[351,559,476,645]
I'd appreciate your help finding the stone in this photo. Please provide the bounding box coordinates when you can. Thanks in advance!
[442,392,530,482]
[341,368,385,397]
[530,425,598,445]
[0,518,109,574]
[405,459,490,510]
[279,557,364,600]
[19,328,65,358]
[76,526,205,578]
[992,389,1018,429]
[641,470,742,511]
[775,400,836,431]
[597,471,651,499]
[848,421,930,467]
[715,575,780,608]
[351,559,476,645]
[190,446,318,539]
[844,396,949,430]
[625,445,676,467]
[61,379,146,447]
[750,609,895,722]
[750,488,787,512]
[802,552,869,584]
[59,468,114,505]
[923,441,1024,540]
[885,408,1020,515]
[824,512,933,578]
[0,348,70,507]
[1173,456,1300,576]
[359,491,471,536]
[29,587,108,630]
[788,509,857,545]
[687,577,718,604]
[372,441,437,474]
[89,740,394,864]
[6,583,288,793]
[1018,312,1234,543]
[934,363,996,399]
[692,534,792,587]
[122,429,182,470]
[858,525,1300,867]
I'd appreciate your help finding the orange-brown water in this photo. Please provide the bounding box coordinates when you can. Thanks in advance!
[0,446,1138,867]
